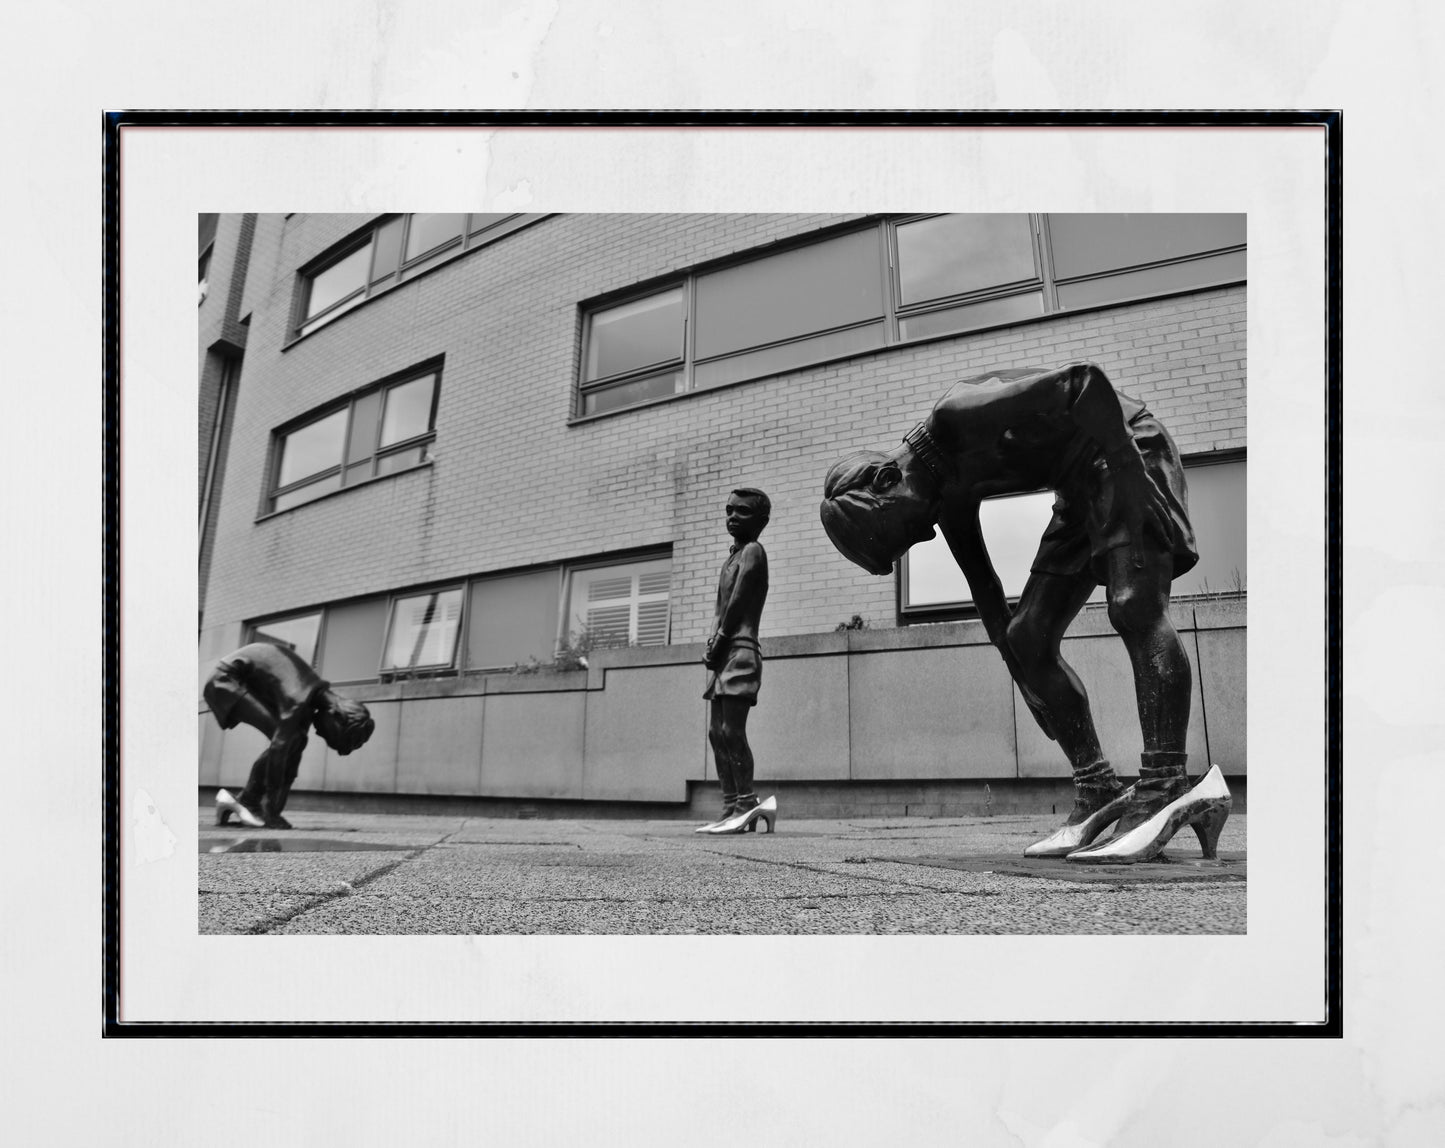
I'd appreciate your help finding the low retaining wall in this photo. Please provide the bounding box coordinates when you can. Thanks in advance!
[199,600,1245,803]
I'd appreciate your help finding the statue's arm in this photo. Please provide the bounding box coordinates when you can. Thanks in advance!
[705,545,767,668]
[936,497,1010,647]
[936,497,1057,741]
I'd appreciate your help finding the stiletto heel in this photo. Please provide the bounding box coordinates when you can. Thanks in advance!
[1189,795,1232,859]
[1068,766,1231,865]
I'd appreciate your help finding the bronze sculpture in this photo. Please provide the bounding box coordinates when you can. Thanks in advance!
[697,488,778,835]
[820,362,1231,863]
[204,641,375,829]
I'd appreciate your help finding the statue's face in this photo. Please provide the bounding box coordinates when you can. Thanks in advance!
[820,458,937,575]
[725,494,768,542]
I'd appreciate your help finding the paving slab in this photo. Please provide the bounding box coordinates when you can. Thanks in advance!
[197,803,1247,936]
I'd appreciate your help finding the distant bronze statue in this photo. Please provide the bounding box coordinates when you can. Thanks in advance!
[698,488,778,834]
[820,362,1231,863]
[204,641,375,829]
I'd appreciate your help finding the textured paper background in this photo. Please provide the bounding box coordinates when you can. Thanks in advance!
[8,0,1440,1142]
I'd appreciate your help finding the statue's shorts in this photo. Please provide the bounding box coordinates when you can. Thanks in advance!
[703,638,762,706]
[1031,413,1199,584]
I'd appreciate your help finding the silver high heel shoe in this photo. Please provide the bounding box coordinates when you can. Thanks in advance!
[1066,765,1232,864]
[215,788,264,828]
[695,804,737,833]
[1023,785,1136,858]
[706,795,778,835]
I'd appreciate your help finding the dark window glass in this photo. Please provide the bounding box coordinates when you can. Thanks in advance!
[582,369,684,416]
[276,408,347,487]
[199,213,219,252]
[345,390,383,463]
[694,229,883,359]
[585,288,684,382]
[1049,214,1245,279]
[898,291,1044,340]
[692,322,886,390]
[405,213,466,260]
[251,612,322,664]
[369,217,405,284]
[306,243,372,318]
[1055,250,1246,310]
[469,213,513,235]
[1171,459,1247,598]
[318,597,389,682]
[466,571,560,669]
[895,214,1037,306]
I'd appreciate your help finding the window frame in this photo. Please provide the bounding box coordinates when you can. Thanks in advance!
[561,553,674,650]
[290,213,543,343]
[574,213,1245,420]
[245,609,325,667]
[378,583,467,677]
[262,359,442,517]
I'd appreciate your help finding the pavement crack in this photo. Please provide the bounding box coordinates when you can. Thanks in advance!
[243,851,424,934]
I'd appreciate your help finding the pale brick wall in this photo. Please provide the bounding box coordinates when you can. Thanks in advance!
[203,213,1245,649]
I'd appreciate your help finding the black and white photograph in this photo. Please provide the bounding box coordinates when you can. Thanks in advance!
[195,210,1250,939]
[21,0,1443,1132]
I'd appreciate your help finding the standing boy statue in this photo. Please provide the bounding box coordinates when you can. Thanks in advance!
[698,488,779,835]
[819,362,1231,863]
[203,640,375,829]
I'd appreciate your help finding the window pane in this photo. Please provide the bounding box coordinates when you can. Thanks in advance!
[405,213,466,260]
[905,491,1103,608]
[581,369,684,416]
[383,589,463,670]
[1049,213,1246,279]
[896,214,1037,306]
[380,374,436,446]
[1172,459,1247,598]
[466,571,560,670]
[585,288,684,381]
[345,389,382,463]
[897,291,1044,340]
[1054,250,1246,310]
[251,613,322,664]
[469,213,513,235]
[691,321,886,390]
[318,597,388,682]
[694,229,883,359]
[276,409,347,487]
[374,444,429,475]
[566,559,671,647]
[370,217,405,283]
[306,242,371,318]
[271,473,341,512]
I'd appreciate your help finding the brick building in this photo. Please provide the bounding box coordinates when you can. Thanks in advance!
[198,212,1246,817]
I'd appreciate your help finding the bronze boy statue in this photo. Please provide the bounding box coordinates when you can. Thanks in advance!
[819,362,1231,863]
[698,488,778,835]
[204,640,375,829]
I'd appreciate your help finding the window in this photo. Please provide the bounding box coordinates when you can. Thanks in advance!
[198,244,212,305]
[294,213,536,338]
[248,611,322,665]
[565,558,672,648]
[381,587,464,673]
[267,365,439,514]
[465,570,562,670]
[899,456,1246,619]
[577,214,1245,417]
[317,597,389,683]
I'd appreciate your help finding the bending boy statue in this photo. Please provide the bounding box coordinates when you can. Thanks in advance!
[203,641,375,829]
[819,362,1231,863]
[698,488,778,835]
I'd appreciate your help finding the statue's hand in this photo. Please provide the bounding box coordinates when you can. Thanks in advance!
[703,633,726,670]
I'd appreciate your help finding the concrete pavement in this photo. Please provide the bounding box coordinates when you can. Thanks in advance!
[198,804,1246,935]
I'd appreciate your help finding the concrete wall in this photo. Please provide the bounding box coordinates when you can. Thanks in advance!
[200,599,1244,803]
